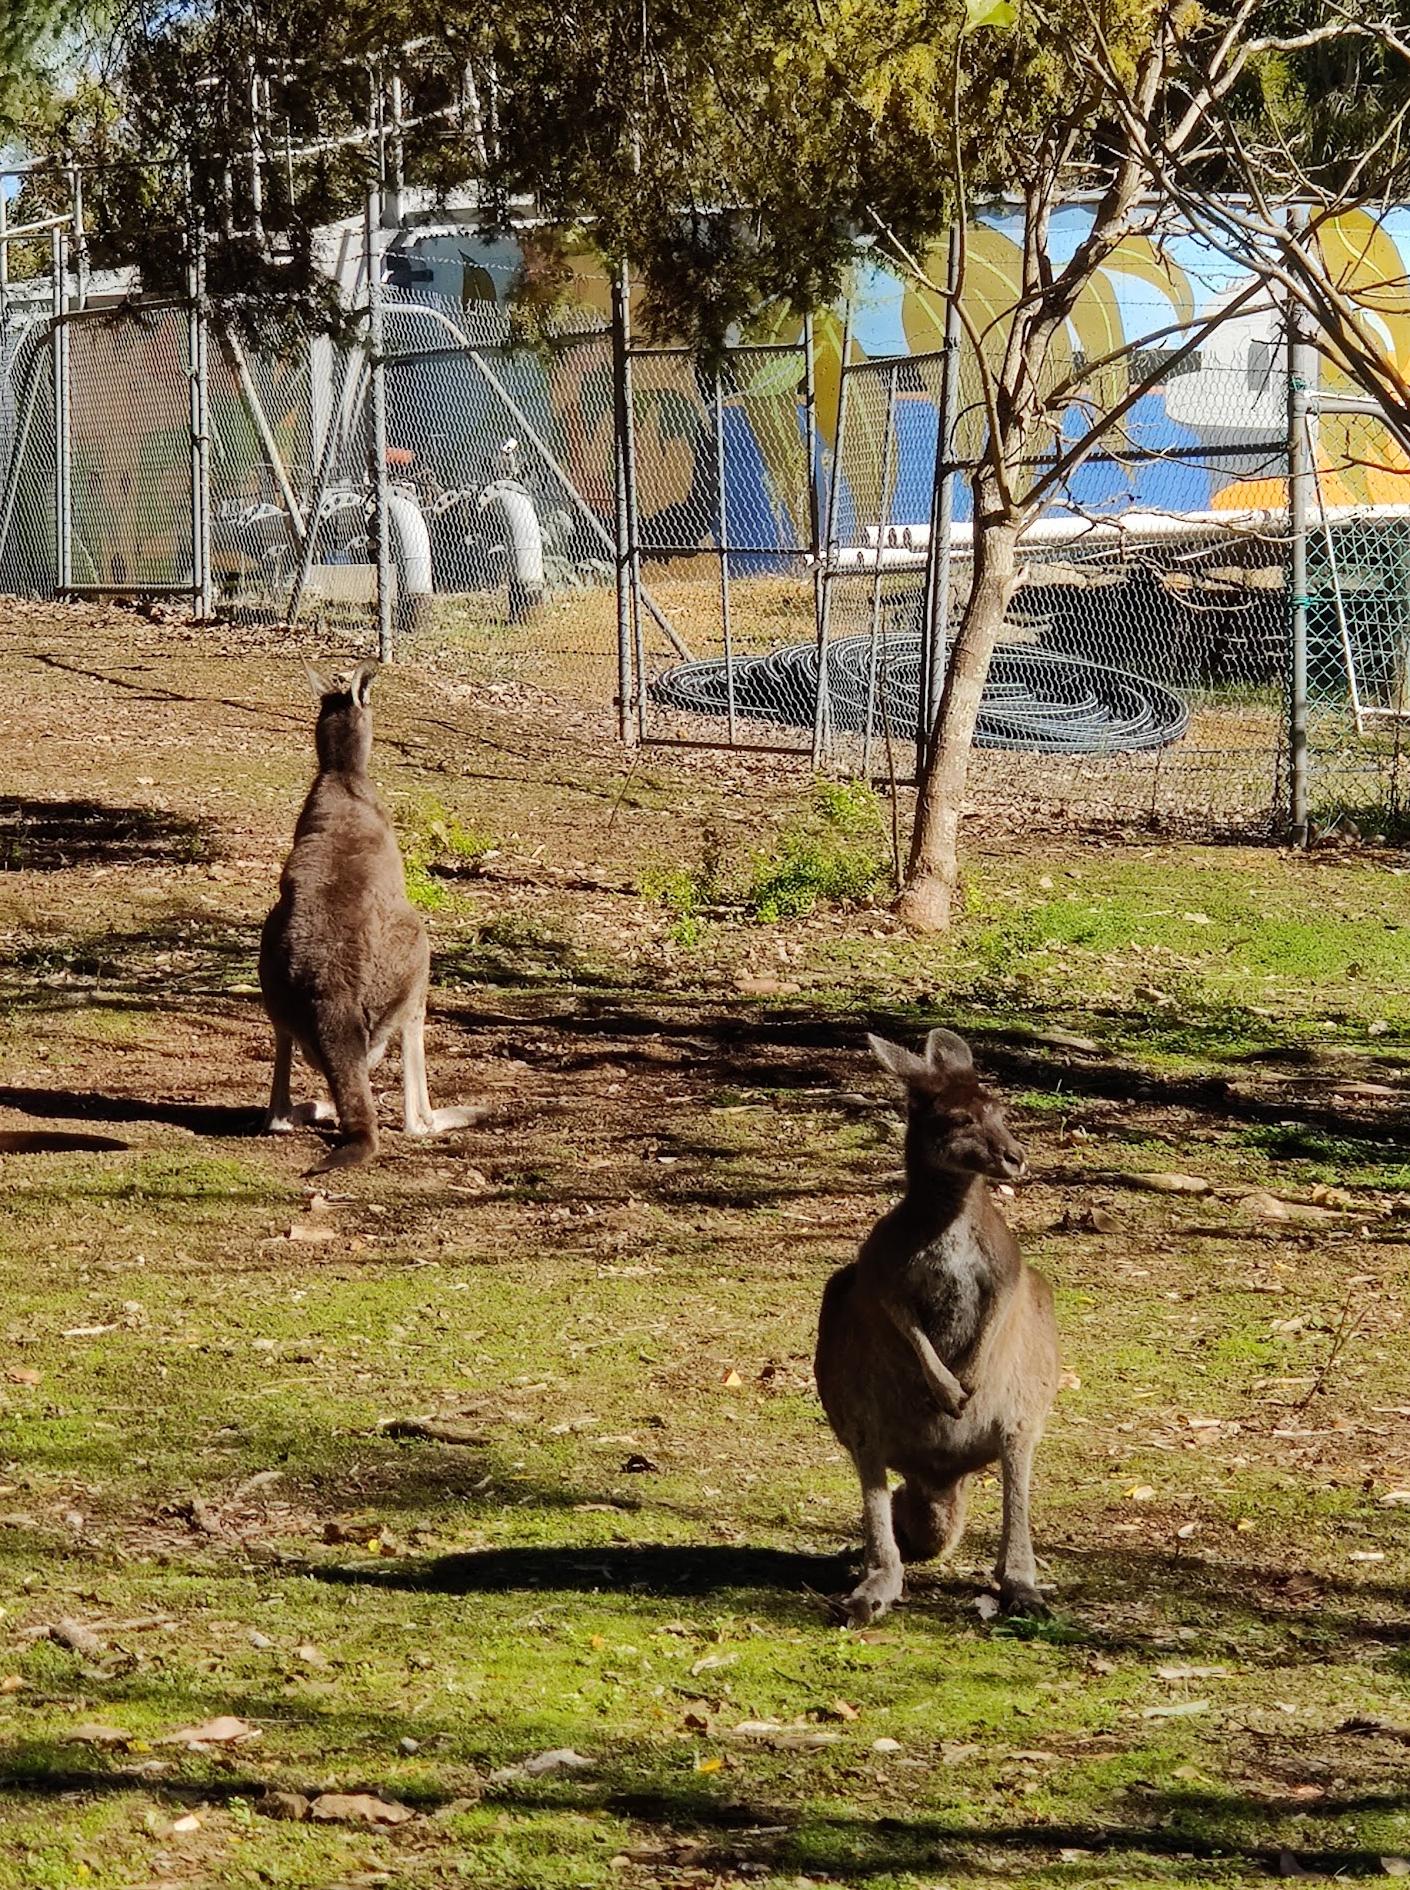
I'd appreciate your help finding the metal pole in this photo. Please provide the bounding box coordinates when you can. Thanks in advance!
[0,182,9,342]
[813,299,853,767]
[611,262,634,744]
[862,363,900,779]
[616,261,649,739]
[50,225,71,595]
[365,187,393,661]
[385,73,405,228]
[918,226,960,775]
[802,312,822,715]
[249,62,266,244]
[187,210,212,618]
[70,164,89,310]
[713,367,737,743]
[1287,206,1312,844]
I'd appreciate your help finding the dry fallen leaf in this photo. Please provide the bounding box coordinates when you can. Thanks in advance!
[1143,1700,1211,1719]
[695,1754,724,1774]
[721,1369,743,1389]
[308,1792,415,1826]
[156,1716,259,1749]
[65,1723,130,1747]
[6,1368,41,1387]
[50,1619,105,1659]
[1126,1172,1210,1196]
[1128,1485,1157,1503]
[258,1790,311,1822]
[488,1747,596,1784]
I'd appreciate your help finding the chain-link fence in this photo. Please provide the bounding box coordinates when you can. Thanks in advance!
[8,233,1410,839]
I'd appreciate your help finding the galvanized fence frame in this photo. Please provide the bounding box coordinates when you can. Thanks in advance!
[8,210,1410,841]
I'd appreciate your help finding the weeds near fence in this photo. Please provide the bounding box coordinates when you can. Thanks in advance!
[642,782,893,943]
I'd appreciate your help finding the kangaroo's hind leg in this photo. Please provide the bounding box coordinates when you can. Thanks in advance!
[402,1004,483,1137]
[893,1474,969,1564]
[995,1426,1048,1617]
[309,1009,379,1171]
[841,1447,905,1628]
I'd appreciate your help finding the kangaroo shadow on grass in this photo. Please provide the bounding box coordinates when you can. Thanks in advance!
[312,1541,857,1603]
[0,796,214,870]
[0,1082,257,1138]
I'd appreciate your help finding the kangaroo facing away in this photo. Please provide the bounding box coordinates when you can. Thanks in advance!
[259,660,482,1171]
[814,1028,1059,1627]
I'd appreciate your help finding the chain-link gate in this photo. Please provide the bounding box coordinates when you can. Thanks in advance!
[627,324,821,750]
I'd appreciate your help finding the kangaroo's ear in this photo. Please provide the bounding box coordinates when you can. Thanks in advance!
[303,661,335,700]
[868,1033,932,1086]
[350,659,379,707]
[924,1028,974,1078]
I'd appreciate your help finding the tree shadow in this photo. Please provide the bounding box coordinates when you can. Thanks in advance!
[437,991,1410,1152]
[0,796,214,870]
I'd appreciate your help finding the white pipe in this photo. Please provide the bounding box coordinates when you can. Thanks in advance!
[480,477,544,613]
[385,486,432,627]
[843,501,1410,567]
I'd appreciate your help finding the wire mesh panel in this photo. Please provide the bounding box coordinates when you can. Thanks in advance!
[634,337,820,750]
[0,315,59,597]
[380,293,620,696]
[66,304,195,593]
[809,303,1294,832]
[1298,406,1410,827]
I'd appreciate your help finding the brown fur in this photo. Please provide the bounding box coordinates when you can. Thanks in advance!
[258,660,481,1172]
[814,1028,1060,1626]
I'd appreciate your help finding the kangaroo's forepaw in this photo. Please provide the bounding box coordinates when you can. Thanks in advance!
[998,1580,1050,1619]
[930,1381,969,1419]
[841,1566,903,1629]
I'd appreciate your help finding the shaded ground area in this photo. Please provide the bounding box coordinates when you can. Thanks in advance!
[0,599,1408,1888]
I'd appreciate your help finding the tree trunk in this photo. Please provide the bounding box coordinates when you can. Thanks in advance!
[896,512,1020,932]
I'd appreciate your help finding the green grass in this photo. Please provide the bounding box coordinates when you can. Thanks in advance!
[4,611,1410,1885]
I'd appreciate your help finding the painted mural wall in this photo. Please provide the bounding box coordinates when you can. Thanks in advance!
[388,206,1410,552]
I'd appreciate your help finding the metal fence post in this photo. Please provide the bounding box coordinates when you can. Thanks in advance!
[918,227,960,776]
[713,367,738,743]
[365,188,393,662]
[813,299,853,768]
[613,260,648,740]
[1287,207,1312,843]
[187,212,212,619]
[802,312,824,750]
[0,179,9,344]
[862,363,900,779]
[70,163,89,311]
[50,225,71,595]
[611,263,634,744]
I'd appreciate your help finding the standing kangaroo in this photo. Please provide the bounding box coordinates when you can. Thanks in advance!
[259,660,482,1170]
[815,1028,1059,1626]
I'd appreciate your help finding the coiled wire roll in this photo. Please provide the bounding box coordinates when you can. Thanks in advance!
[650,633,1189,753]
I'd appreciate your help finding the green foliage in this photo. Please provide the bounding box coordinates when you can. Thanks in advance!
[400,798,495,911]
[643,784,892,939]
[745,780,893,921]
